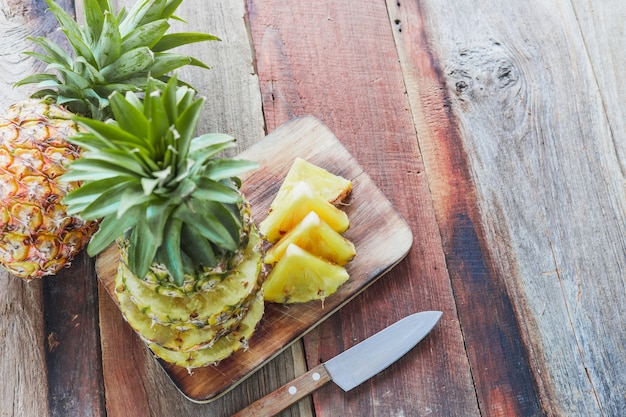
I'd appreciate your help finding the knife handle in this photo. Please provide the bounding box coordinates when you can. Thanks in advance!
[232,363,332,417]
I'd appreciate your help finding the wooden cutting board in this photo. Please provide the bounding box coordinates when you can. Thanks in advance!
[95,116,413,402]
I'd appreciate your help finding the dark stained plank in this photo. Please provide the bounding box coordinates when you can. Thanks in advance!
[43,252,105,417]
[390,0,626,415]
[246,1,480,415]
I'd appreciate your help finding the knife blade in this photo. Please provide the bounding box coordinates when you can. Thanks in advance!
[232,310,442,417]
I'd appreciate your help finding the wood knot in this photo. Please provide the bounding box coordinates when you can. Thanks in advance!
[444,40,530,137]
[446,40,521,102]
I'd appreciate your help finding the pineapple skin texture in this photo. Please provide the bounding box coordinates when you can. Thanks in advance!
[0,100,97,279]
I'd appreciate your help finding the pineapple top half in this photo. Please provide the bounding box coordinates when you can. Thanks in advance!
[62,75,258,287]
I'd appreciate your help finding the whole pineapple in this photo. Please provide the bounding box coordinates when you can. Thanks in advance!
[0,0,218,279]
[63,76,264,369]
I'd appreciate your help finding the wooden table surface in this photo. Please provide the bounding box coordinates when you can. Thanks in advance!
[1,0,624,416]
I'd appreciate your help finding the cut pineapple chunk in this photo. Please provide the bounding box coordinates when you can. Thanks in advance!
[265,211,355,266]
[271,157,352,208]
[263,243,349,304]
[259,182,349,243]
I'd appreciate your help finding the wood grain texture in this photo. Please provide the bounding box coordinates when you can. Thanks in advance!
[96,116,414,403]
[246,1,481,416]
[43,253,105,417]
[391,0,626,416]
[164,0,266,152]
[0,0,72,109]
[0,275,49,417]
[570,0,626,174]
[387,1,545,415]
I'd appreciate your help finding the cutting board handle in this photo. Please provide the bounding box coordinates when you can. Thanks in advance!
[232,363,332,417]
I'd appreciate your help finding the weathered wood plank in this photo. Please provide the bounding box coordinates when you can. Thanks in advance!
[392,0,626,415]
[570,0,626,174]
[0,1,100,417]
[566,2,626,415]
[166,0,266,152]
[0,275,49,417]
[43,252,105,417]
[35,2,106,415]
[247,1,480,416]
[97,1,311,416]
[387,1,545,415]
[0,0,66,109]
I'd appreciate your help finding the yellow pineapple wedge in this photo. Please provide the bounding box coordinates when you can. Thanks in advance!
[260,159,355,304]
[263,243,349,304]
[270,157,352,208]
[259,181,350,243]
[264,211,355,266]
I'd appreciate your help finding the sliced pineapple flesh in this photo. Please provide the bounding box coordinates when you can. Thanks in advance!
[259,182,349,244]
[147,291,265,369]
[270,157,352,209]
[115,263,257,352]
[264,211,355,266]
[260,159,355,305]
[121,227,262,330]
[263,243,349,304]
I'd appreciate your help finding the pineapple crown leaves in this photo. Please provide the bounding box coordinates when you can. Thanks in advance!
[16,0,219,121]
[61,75,258,286]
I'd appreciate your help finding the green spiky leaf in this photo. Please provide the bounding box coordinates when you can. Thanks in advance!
[121,19,170,53]
[202,159,260,181]
[64,76,257,286]
[157,217,184,285]
[180,223,216,268]
[152,32,220,52]
[173,201,238,252]
[94,10,122,68]
[18,0,218,120]
[100,47,154,82]
[83,0,106,45]
[87,204,142,256]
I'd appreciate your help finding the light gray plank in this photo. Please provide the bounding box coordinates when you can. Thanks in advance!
[167,0,266,152]
[0,276,49,417]
[392,0,626,415]
[570,0,626,184]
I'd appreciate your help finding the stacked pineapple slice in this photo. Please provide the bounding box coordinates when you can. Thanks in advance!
[0,0,218,279]
[63,76,264,370]
[260,158,356,304]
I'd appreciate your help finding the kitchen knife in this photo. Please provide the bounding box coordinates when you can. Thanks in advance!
[232,310,442,417]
